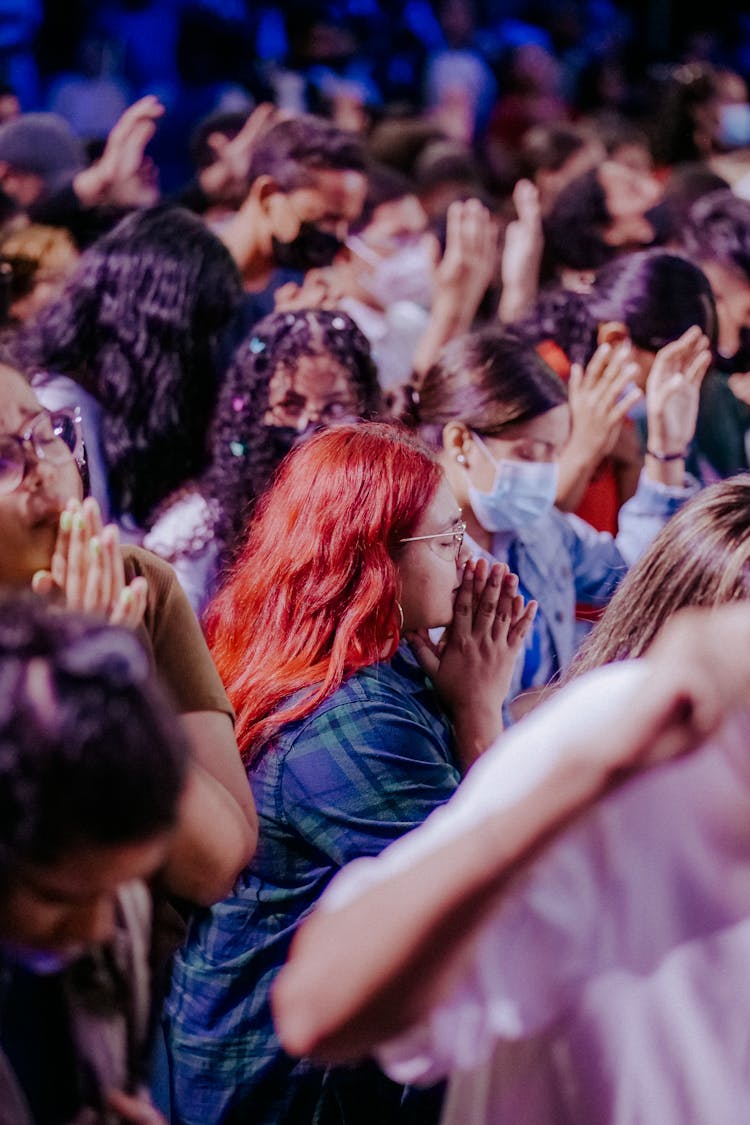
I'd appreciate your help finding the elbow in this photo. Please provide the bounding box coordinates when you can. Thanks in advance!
[190,812,256,906]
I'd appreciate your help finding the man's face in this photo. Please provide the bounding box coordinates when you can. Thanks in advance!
[279,169,367,244]
[270,169,368,270]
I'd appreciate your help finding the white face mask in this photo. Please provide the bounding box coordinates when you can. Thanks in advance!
[718,103,750,149]
[467,432,559,533]
[348,235,435,310]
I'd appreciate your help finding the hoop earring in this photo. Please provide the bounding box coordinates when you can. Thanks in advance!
[396,601,405,631]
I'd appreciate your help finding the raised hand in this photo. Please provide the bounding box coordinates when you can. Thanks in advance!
[408,557,537,769]
[434,197,499,317]
[74,95,165,208]
[199,102,284,203]
[645,326,712,481]
[499,178,544,323]
[557,342,642,511]
[31,497,148,629]
[412,198,499,378]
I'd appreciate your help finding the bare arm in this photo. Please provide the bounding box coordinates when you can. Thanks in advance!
[273,603,750,1060]
[73,95,164,208]
[158,710,257,906]
[161,754,256,906]
[412,199,498,381]
[497,179,544,325]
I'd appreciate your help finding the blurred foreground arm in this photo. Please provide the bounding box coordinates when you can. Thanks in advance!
[273,603,750,1060]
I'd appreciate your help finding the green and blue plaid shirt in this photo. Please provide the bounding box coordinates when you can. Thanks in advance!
[166,645,459,1125]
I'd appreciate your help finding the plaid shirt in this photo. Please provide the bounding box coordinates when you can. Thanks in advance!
[166,645,458,1125]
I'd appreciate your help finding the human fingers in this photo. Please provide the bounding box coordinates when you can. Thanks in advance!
[511,178,541,224]
[567,361,584,400]
[65,502,87,609]
[507,599,537,647]
[50,500,76,588]
[490,569,517,641]
[581,342,614,388]
[449,557,477,637]
[608,380,643,424]
[110,94,164,139]
[110,576,148,629]
[105,1087,167,1124]
[236,102,280,151]
[405,629,441,678]
[474,561,506,634]
[101,523,124,612]
[81,496,103,539]
[31,569,55,596]
[684,344,712,386]
[81,535,105,615]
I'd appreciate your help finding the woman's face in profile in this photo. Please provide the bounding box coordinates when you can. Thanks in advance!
[0,367,83,586]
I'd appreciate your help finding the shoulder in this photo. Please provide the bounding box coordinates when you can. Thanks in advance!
[121,543,177,589]
[275,653,452,772]
[143,490,216,561]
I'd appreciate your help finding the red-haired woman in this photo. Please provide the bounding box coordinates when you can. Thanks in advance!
[165,423,535,1125]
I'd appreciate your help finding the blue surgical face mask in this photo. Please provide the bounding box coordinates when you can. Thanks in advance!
[466,432,559,532]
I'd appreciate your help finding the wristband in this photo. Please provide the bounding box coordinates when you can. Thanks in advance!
[646,447,687,462]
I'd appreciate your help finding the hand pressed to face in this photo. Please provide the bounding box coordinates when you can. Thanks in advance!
[31,497,148,629]
[0,367,83,585]
[397,479,468,633]
[407,556,537,769]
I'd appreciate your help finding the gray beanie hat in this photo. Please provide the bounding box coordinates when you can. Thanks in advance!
[0,113,85,192]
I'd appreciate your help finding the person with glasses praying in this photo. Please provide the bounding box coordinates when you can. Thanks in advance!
[165,422,535,1125]
[0,362,256,909]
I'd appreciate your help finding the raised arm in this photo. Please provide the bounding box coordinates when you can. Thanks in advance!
[412,199,499,381]
[273,602,750,1061]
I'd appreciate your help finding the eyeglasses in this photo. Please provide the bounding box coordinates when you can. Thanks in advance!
[400,519,466,563]
[266,397,358,430]
[0,407,81,496]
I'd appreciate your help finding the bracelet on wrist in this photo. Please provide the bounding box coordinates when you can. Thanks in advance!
[646,447,687,463]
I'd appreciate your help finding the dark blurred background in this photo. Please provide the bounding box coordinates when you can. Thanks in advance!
[1,0,747,190]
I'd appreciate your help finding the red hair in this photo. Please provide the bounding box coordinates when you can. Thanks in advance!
[205,423,442,762]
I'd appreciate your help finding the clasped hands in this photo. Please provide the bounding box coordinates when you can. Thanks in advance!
[408,558,537,768]
[31,497,147,628]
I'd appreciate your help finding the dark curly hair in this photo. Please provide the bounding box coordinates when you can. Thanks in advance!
[0,593,187,877]
[518,250,716,367]
[200,307,382,572]
[7,206,243,525]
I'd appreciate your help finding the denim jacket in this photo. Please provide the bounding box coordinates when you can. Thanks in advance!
[469,469,699,705]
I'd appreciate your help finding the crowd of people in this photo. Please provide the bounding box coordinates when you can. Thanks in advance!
[4,3,750,1122]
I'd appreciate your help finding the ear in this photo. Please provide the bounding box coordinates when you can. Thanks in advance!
[597,320,629,347]
[442,421,472,461]
[253,174,280,216]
